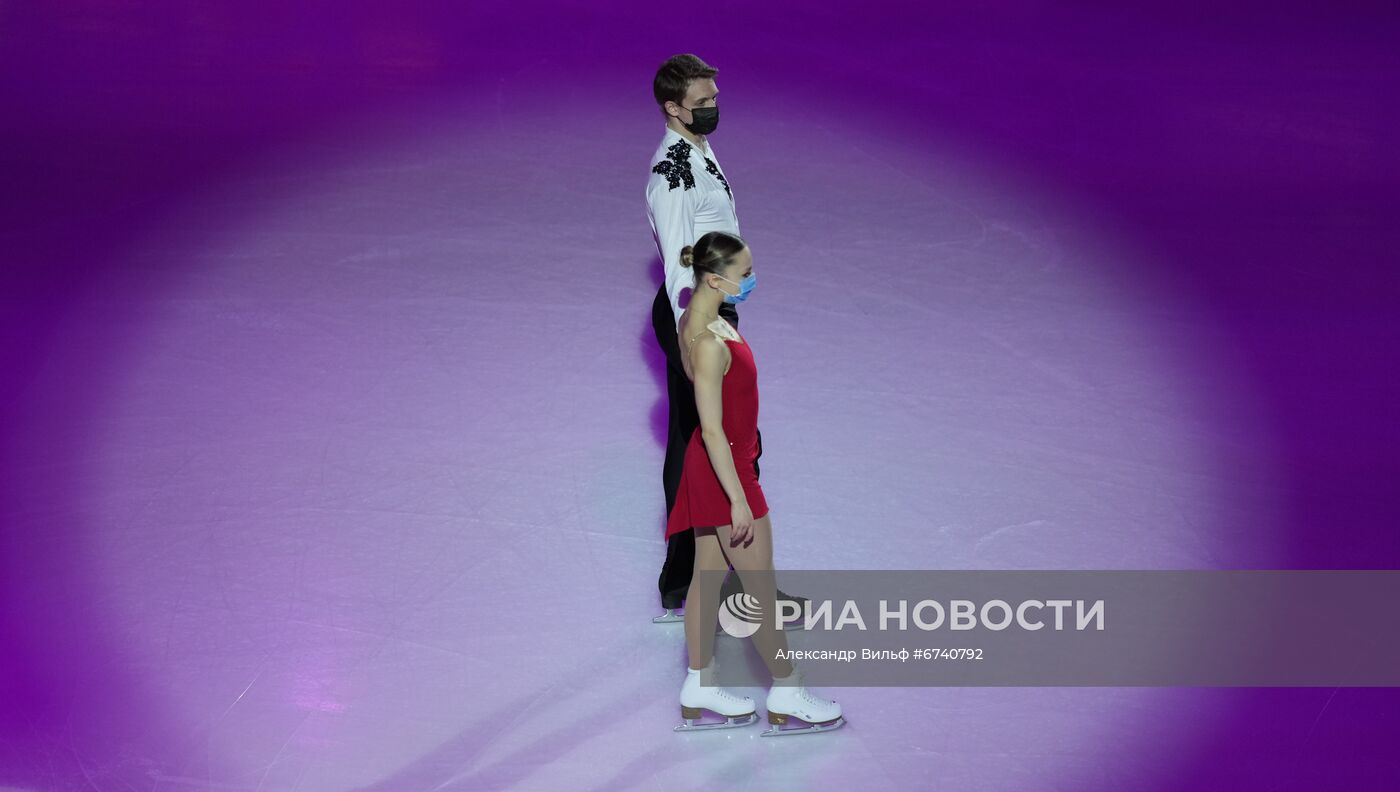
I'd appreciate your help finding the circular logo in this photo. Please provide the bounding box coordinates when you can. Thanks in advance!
[718,592,764,638]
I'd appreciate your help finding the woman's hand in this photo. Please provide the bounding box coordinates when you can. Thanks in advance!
[729,501,754,547]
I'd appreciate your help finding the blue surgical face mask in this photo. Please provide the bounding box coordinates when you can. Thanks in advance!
[715,272,756,304]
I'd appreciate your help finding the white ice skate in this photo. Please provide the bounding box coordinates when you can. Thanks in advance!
[674,661,758,732]
[653,608,684,624]
[762,669,845,736]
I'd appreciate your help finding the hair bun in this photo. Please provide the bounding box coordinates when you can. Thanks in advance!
[679,246,694,268]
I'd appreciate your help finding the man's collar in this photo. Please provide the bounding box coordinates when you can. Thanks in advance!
[663,125,709,157]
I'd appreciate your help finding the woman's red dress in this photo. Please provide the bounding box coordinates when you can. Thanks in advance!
[665,332,768,538]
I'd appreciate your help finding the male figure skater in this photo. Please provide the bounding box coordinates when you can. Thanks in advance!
[646,54,804,622]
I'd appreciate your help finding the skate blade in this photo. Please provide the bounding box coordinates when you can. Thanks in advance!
[760,716,846,736]
[674,712,758,732]
[653,609,684,624]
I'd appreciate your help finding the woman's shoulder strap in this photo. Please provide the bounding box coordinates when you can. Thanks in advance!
[686,319,739,347]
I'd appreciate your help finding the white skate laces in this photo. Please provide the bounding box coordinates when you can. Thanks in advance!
[675,662,760,733]
[715,687,747,705]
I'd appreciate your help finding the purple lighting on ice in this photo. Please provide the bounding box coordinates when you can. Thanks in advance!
[1,2,1397,790]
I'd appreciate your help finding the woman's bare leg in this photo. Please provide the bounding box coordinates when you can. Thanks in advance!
[685,527,729,670]
[715,514,796,679]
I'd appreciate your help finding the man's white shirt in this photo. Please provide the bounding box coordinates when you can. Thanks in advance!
[645,126,740,328]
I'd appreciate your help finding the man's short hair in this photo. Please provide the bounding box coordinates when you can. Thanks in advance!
[653,54,718,116]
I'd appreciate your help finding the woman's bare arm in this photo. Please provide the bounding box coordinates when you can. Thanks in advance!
[691,336,747,510]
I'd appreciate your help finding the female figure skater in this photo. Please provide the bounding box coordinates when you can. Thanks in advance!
[667,230,845,736]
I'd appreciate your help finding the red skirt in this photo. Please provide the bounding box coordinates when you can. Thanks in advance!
[665,426,768,539]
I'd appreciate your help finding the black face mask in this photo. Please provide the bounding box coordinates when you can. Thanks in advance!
[681,104,719,135]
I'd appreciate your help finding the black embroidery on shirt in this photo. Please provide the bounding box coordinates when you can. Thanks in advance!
[704,157,732,200]
[652,140,695,191]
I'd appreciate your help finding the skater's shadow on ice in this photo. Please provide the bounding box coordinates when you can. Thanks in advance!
[346,644,668,791]
[640,253,672,451]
